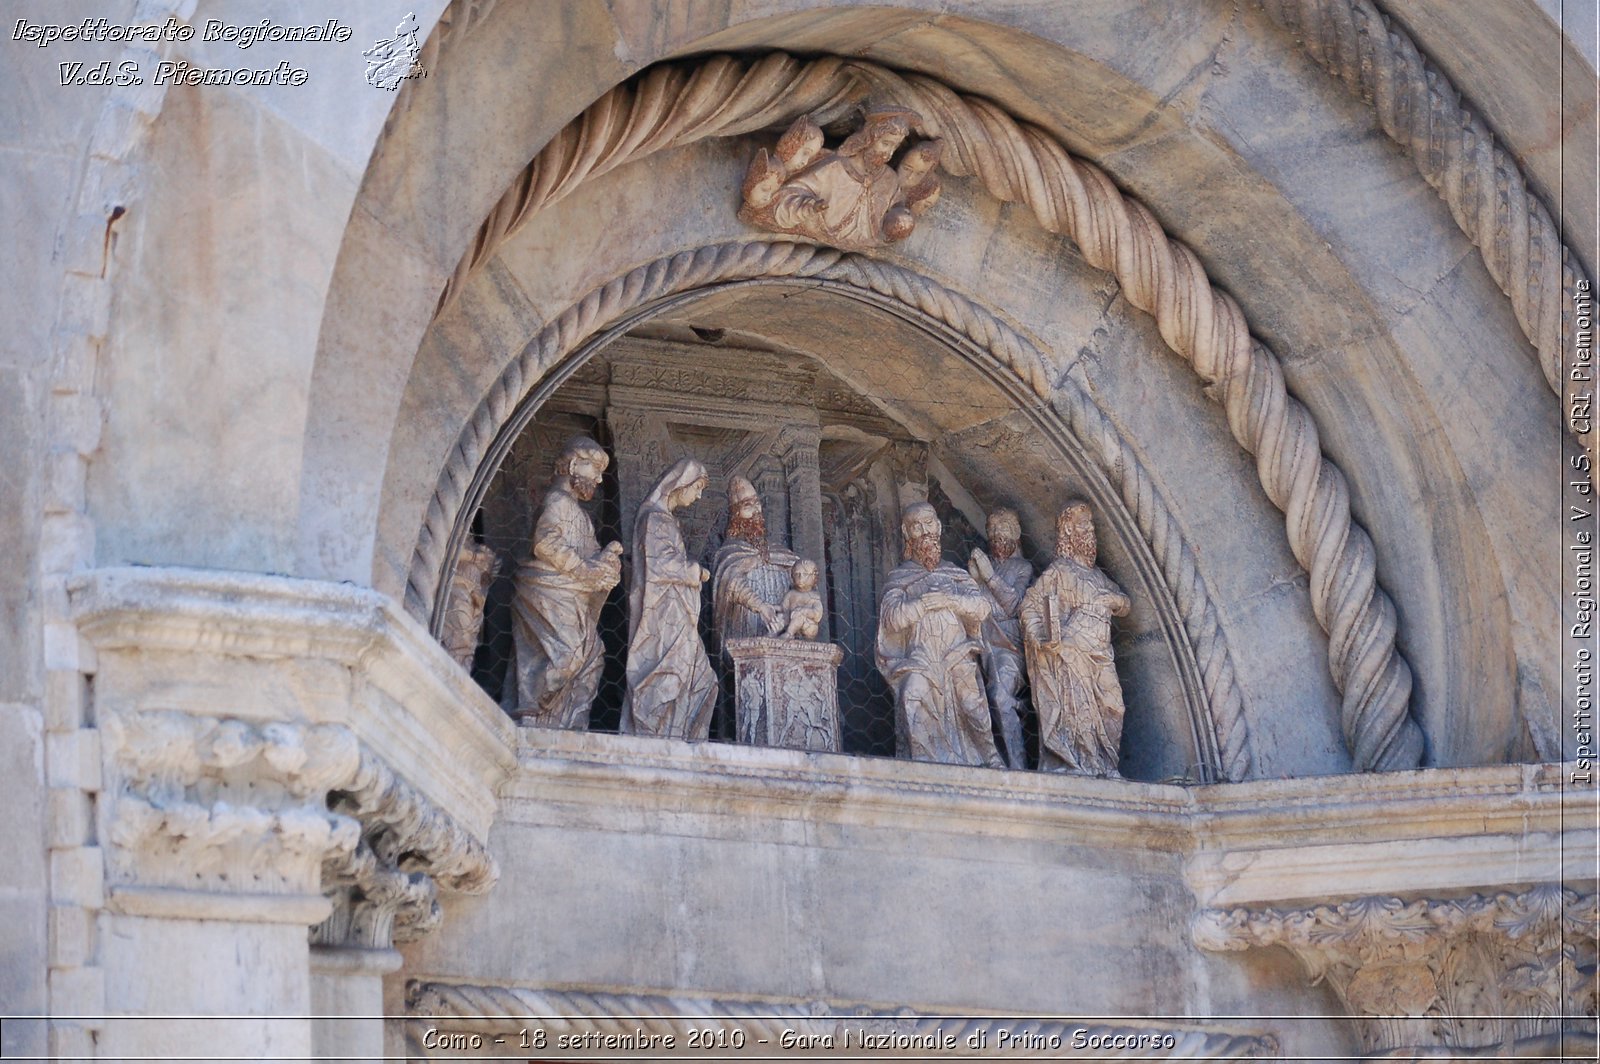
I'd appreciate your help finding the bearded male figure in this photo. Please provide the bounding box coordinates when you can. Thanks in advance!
[969,507,1034,769]
[712,476,800,655]
[876,502,1003,768]
[511,436,623,729]
[1021,503,1131,777]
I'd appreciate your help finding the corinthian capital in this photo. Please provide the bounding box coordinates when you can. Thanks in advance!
[1194,885,1599,1057]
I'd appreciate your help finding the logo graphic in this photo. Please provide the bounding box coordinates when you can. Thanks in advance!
[364,13,424,90]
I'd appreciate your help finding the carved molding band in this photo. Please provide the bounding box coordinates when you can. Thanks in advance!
[421,53,1424,771]
[410,242,1255,780]
[1194,884,1600,1056]
[406,982,1280,1059]
[1264,0,1589,424]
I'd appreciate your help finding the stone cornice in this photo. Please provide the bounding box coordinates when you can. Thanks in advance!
[69,566,517,840]
[506,730,1595,902]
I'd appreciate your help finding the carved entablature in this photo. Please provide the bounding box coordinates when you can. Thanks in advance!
[102,711,363,906]
[1194,884,1600,1057]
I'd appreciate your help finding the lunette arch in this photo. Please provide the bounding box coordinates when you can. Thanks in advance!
[407,52,1425,772]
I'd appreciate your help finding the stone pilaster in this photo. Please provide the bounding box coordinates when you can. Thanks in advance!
[1194,884,1599,1058]
[68,566,517,1062]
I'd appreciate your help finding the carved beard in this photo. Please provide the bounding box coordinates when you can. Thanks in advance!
[906,531,942,571]
[727,512,768,560]
[569,474,599,503]
[989,535,1018,562]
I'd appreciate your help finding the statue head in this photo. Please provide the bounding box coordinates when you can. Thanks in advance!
[726,475,766,545]
[791,558,818,591]
[986,507,1021,561]
[1055,502,1098,567]
[901,501,943,571]
[554,435,609,502]
[841,107,913,167]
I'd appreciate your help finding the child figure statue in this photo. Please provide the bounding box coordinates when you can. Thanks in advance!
[773,559,824,640]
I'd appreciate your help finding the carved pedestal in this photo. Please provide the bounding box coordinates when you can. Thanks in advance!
[726,637,843,752]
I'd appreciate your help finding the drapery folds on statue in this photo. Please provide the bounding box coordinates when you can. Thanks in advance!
[877,503,1004,768]
[621,458,716,740]
[511,437,623,729]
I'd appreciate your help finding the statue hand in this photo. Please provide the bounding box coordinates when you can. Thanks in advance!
[968,548,993,583]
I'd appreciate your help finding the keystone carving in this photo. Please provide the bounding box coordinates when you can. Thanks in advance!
[1194,885,1599,1056]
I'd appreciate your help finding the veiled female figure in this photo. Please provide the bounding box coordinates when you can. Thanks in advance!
[621,458,716,740]
[1020,503,1131,777]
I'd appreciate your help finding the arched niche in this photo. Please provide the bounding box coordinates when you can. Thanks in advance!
[444,274,1227,782]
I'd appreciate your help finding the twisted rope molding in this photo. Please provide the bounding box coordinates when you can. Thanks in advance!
[420,53,1423,771]
[412,241,1252,779]
[406,981,1281,1059]
[1263,0,1587,419]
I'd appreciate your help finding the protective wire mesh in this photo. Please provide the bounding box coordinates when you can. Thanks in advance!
[458,405,1040,766]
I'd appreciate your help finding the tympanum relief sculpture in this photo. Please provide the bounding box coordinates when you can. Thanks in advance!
[877,502,1005,768]
[463,414,1141,777]
[969,508,1032,770]
[1022,503,1131,778]
[621,458,717,740]
[740,107,943,251]
[511,436,624,729]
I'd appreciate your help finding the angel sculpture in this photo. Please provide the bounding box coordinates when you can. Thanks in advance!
[739,107,943,251]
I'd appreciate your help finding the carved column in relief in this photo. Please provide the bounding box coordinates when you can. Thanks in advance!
[1194,885,1599,1058]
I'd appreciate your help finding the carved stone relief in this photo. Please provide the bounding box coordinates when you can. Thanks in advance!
[739,108,943,251]
[510,436,623,729]
[621,458,717,740]
[1022,503,1132,778]
[728,636,843,752]
[1194,884,1600,1056]
[441,541,498,670]
[877,502,1004,768]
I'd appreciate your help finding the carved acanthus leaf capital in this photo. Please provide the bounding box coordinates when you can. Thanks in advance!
[1194,885,1599,1055]
[102,711,364,900]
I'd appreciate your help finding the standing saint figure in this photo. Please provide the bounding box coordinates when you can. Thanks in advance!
[876,502,1004,768]
[712,476,799,654]
[1020,503,1132,777]
[621,458,716,740]
[969,507,1034,769]
[511,436,623,728]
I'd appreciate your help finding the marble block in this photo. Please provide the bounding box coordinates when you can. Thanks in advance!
[726,637,843,752]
